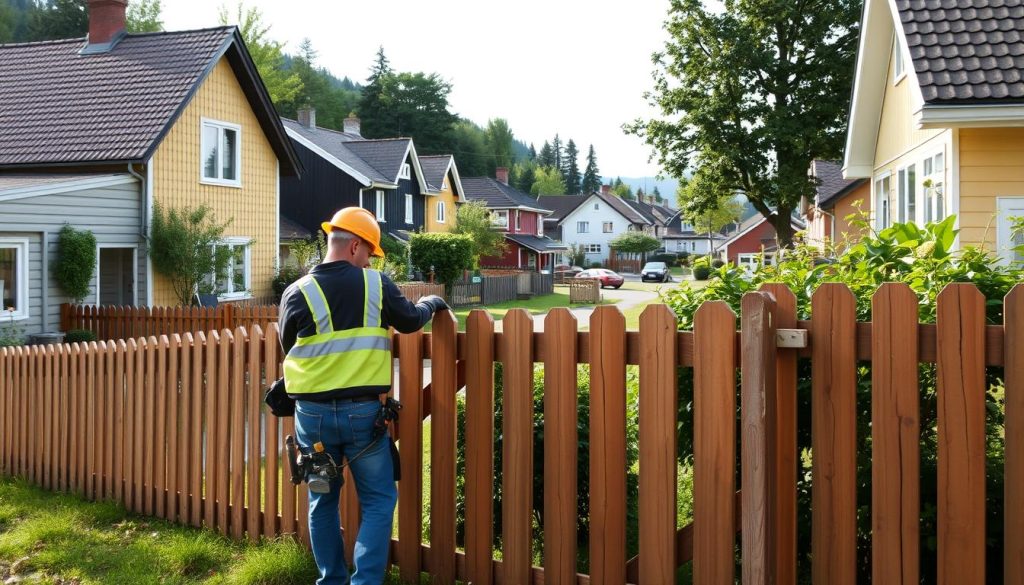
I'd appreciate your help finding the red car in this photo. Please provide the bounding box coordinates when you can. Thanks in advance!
[576,268,624,289]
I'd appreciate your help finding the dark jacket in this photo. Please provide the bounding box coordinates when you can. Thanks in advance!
[279,260,432,400]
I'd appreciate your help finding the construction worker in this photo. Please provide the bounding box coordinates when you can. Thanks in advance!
[279,206,448,585]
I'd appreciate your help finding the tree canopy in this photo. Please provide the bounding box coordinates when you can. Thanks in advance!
[219,3,303,105]
[451,200,508,264]
[581,145,602,194]
[627,0,859,248]
[531,166,566,197]
[126,0,161,32]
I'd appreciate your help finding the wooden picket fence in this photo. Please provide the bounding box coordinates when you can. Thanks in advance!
[3,282,1022,583]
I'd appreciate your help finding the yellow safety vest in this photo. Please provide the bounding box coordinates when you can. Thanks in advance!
[283,269,392,396]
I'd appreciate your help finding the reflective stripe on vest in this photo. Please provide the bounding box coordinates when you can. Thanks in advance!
[283,269,392,395]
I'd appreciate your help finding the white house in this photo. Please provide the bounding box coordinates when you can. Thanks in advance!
[539,190,651,265]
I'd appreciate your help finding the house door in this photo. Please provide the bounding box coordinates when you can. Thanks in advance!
[997,197,1024,265]
[98,247,136,305]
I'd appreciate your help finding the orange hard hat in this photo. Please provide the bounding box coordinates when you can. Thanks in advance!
[321,207,385,258]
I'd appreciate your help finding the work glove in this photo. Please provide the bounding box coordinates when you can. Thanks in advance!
[418,294,450,313]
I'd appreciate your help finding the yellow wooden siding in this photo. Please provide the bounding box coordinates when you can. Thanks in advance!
[425,173,459,233]
[149,59,279,305]
[874,41,944,166]
[957,127,1024,248]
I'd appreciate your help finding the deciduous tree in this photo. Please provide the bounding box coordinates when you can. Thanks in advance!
[627,0,859,248]
[126,0,161,32]
[452,200,508,263]
[530,166,566,197]
[219,3,303,105]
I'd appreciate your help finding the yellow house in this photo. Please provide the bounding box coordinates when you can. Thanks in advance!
[843,0,1024,262]
[419,155,467,232]
[0,0,300,307]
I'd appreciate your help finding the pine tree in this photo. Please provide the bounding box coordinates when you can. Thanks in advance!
[581,144,602,194]
[653,186,663,202]
[513,163,536,194]
[551,134,563,173]
[528,143,537,161]
[538,141,554,168]
[563,139,581,195]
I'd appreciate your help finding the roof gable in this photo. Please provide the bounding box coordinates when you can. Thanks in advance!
[536,195,588,222]
[461,177,553,214]
[0,27,300,175]
[812,159,867,208]
[419,155,466,202]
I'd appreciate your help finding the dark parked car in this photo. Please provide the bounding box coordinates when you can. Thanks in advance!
[576,268,624,289]
[641,261,671,283]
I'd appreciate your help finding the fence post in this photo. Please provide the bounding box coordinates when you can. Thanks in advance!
[1007,285,1024,582]
[740,291,776,585]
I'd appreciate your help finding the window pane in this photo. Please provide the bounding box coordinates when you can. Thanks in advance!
[935,153,944,173]
[936,182,945,219]
[221,128,237,181]
[0,247,18,311]
[907,165,916,223]
[232,246,246,292]
[202,125,218,179]
[898,169,906,223]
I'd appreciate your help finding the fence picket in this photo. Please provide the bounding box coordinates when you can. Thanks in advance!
[231,328,247,540]
[543,308,577,585]
[0,349,8,476]
[431,309,459,584]
[810,284,857,584]
[281,414,297,537]
[741,292,776,585]
[86,342,98,499]
[589,305,627,585]
[123,340,136,509]
[43,344,53,490]
[167,335,180,521]
[132,339,145,512]
[191,332,205,527]
[247,325,263,541]
[638,305,678,584]
[204,331,219,528]
[1006,285,1024,582]
[263,326,280,537]
[397,328,424,583]
[465,311,496,585]
[217,329,233,535]
[936,284,986,584]
[177,334,191,524]
[113,341,125,503]
[502,309,534,585]
[154,336,169,518]
[693,301,737,585]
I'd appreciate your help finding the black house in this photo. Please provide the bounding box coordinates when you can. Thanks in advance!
[279,109,432,244]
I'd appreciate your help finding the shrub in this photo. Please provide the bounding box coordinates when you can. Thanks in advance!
[711,258,725,268]
[0,308,25,347]
[63,329,97,344]
[609,231,661,256]
[647,253,677,265]
[409,233,473,290]
[271,265,303,302]
[149,203,233,306]
[660,215,1022,582]
[53,224,97,304]
[692,265,711,280]
[590,261,603,269]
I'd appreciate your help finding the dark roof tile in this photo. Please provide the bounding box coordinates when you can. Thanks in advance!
[418,155,452,191]
[535,195,587,221]
[462,177,552,212]
[896,0,1024,104]
[811,160,866,209]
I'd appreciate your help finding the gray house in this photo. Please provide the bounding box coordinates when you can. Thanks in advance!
[0,174,146,337]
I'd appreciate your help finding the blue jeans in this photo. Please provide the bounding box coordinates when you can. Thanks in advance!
[295,398,397,585]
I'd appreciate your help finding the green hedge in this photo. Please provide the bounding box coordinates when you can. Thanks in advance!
[53,224,97,303]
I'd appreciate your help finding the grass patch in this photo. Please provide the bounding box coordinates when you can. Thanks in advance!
[0,475,320,584]
[428,291,609,330]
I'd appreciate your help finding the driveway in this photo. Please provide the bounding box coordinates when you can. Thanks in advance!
[530,284,659,331]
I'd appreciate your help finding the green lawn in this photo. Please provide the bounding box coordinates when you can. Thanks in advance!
[427,291,609,331]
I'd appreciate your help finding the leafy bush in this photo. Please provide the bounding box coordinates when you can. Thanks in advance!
[590,261,602,269]
[566,243,586,268]
[63,329,97,344]
[375,233,409,282]
[711,258,725,268]
[149,203,233,306]
[53,224,97,303]
[409,233,473,290]
[609,231,661,256]
[692,265,711,280]
[661,215,1022,582]
[452,201,508,264]
[676,250,691,266]
[271,265,303,302]
[0,308,25,347]
[647,253,677,265]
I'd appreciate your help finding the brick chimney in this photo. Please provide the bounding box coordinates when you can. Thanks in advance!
[495,167,509,185]
[86,0,127,46]
[601,184,610,196]
[343,113,362,137]
[297,106,316,129]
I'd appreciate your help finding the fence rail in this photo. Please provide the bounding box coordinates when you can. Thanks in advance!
[4,282,1020,583]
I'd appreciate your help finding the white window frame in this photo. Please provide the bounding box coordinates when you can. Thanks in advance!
[922,151,946,224]
[399,162,411,180]
[94,244,138,306]
[737,252,774,271]
[436,200,446,224]
[492,210,509,228]
[537,218,543,237]
[893,35,906,83]
[0,237,29,321]
[577,221,590,233]
[602,221,614,233]
[375,190,386,222]
[405,193,413,224]
[874,171,893,229]
[208,237,252,301]
[515,210,522,231]
[897,163,916,224]
[200,117,242,187]
[585,243,602,254]
[996,197,1024,265]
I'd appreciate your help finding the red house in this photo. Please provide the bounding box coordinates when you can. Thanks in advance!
[461,168,566,272]
[719,214,806,270]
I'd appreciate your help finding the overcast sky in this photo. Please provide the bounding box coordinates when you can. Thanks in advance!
[160,0,673,179]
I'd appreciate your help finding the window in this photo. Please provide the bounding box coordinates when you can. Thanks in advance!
[375,190,385,221]
[874,173,893,229]
[593,203,599,210]
[399,163,411,180]
[492,210,509,228]
[200,118,241,186]
[997,198,1024,265]
[603,221,614,233]
[405,194,413,224]
[585,244,602,254]
[0,238,28,320]
[897,164,916,223]
[577,221,590,233]
[893,36,905,81]
[436,200,446,224]
[206,238,251,299]
[922,152,945,223]
[515,211,522,231]
[738,253,774,271]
